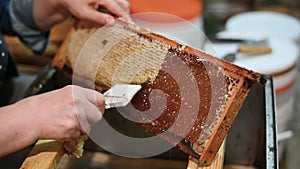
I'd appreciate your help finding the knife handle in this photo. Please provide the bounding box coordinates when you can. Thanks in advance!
[238,45,272,55]
[98,6,117,17]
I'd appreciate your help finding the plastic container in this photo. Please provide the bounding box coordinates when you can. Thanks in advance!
[225,11,300,43]
[129,0,205,50]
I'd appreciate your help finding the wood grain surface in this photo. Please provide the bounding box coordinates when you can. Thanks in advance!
[187,141,225,169]
[20,140,65,169]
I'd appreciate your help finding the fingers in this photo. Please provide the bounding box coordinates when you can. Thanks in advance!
[72,85,105,114]
[98,0,130,17]
[83,0,130,25]
[60,0,131,25]
[29,85,105,141]
[63,128,82,141]
[80,8,116,25]
[75,107,91,134]
[103,0,132,23]
[70,85,105,134]
[114,0,130,14]
[75,101,103,134]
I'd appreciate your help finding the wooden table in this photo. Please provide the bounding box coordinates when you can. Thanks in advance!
[20,139,226,169]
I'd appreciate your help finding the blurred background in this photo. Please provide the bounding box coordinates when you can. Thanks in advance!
[203,1,300,169]
[203,0,300,36]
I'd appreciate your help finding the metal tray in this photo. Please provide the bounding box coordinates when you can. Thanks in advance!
[224,75,278,168]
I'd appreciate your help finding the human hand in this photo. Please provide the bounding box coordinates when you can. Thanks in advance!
[33,0,130,31]
[18,85,105,141]
[60,0,130,24]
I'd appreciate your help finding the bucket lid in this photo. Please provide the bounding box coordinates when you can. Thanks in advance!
[130,0,202,22]
[225,11,300,42]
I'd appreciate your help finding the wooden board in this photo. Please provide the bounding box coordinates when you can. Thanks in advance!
[20,140,224,169]
[20,140,65,169]
[187,141,225,169]
[224,165,258,169]
[58,151,187,169]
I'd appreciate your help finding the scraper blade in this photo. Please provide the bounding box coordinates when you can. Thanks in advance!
[104,84,142,109]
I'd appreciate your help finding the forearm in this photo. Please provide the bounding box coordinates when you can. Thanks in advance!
[0,102,39,157]
[9,0,50,54]
[33,0,70,31]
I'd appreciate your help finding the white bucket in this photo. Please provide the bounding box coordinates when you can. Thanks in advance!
[225,11,300,43]
[225,10,300,74]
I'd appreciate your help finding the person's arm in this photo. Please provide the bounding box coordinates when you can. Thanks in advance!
[0,85,105,157]
[9,0,130,54]
[33,0,130,31]
[9,0,50,54]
